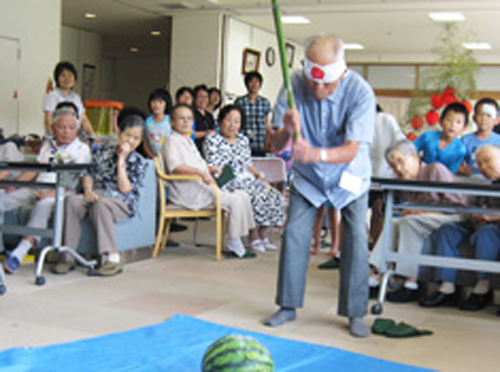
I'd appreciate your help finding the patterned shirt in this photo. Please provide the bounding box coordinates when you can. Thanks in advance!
[235,95,272,153]
[89,144,148,216]
[273,70,375,209]
[203,132,254,190]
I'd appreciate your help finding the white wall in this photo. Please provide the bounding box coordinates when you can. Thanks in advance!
[61,26,102,101]
[170,13,222,98]
[0,0,61,135]
[224,17,303,107]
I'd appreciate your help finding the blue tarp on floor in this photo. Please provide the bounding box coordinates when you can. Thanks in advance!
[0,314,434,371]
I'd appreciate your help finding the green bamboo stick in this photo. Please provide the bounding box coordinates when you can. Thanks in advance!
[271,0,299,140]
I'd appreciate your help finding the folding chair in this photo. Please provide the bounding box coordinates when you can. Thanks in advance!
[251,157,287,195]
[153,155,225,261]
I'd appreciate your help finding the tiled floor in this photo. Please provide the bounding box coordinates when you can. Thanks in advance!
[0,221,498,372]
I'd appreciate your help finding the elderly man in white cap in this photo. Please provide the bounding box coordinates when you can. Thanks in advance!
[265,34,375,337]
[2,106,91,274]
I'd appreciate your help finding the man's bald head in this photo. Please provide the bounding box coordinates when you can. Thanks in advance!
[305,35,344,65]
[476,145,500,180]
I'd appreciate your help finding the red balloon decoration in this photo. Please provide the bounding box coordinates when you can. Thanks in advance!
[430,94,444,109]
[461,100,473,114]
[407,133,418,142]
[410,115,424,130]
[425,110,440,125]
[443,94,457,105]
[442,87,455,97]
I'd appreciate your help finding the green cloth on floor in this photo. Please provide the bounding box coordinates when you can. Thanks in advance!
[372,318,433,338]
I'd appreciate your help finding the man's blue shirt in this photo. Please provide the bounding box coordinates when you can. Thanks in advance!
[273,70,375,209]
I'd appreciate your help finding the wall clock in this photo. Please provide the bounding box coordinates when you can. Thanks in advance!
[265,47,276,67]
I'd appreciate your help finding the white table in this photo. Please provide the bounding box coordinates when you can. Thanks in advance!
[0,161,97,289]
[371,176,500,314]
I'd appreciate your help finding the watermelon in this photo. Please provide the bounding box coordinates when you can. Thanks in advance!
[202,334,274,372]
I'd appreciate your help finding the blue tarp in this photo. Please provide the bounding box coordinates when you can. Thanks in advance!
[0,314,434,371]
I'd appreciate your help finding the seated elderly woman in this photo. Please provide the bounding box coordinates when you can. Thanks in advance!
[53,107,149,276]
[160,104,256,259]
[203,104,285,252]
[369,139,466,302]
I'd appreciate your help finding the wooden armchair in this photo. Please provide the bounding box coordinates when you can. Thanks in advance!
[153,155,225,261]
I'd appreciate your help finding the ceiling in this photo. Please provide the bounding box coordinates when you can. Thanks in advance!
[62,0,500,60]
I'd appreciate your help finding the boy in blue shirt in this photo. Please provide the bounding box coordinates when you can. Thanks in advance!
[460,98,500,175]
[414,102,468,174]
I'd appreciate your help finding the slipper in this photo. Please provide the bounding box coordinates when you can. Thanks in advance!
[372,318,396,335]
[52,261,76,275]
[223,251,256,259]
[384,322,433,338]
[166,239,180,248]
[372,318,433,338]
[95,261,124,277]
[318,257,340,270]
[250,239,265,252]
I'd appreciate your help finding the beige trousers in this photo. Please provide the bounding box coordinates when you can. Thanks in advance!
[219,190,255,239]
[63,193,130,256]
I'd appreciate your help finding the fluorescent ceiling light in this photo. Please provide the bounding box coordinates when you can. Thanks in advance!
[84,12,97,19]
[130,47,139,53]
[463,42,492,50]
[428,12,465,22]
[344,43,364,50]
[150,30,161,36]
[282,15,310,24]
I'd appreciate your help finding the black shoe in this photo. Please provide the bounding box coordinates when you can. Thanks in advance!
[459,291,493,311]
[170,222,188,232]
[419,291,459,308]
[386,287,419,303]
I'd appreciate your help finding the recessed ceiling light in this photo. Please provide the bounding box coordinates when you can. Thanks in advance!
[281,15,310,25]
[151,30,161,36]
[84,12,97,19]
[130,47,139,53]
[428,12,465,22]
[463,42,492,50]
[344,43,365,50]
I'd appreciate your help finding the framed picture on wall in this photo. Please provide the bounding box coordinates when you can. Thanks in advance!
[82,63,96,101]
[242,48,261,75]
[285,42,295,68]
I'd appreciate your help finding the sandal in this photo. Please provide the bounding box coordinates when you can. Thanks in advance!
[250,239,265,252]
[261,238,276,251]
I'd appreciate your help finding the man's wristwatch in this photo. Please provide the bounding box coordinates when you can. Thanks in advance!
[319,148,327,163]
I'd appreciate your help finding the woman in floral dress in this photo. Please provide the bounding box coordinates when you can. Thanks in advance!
[203,104,285,252]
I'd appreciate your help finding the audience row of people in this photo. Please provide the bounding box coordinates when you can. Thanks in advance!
[369,98,500,315]
[0,62,287,275]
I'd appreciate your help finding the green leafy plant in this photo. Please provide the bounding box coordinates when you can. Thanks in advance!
[404,23,479,139]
